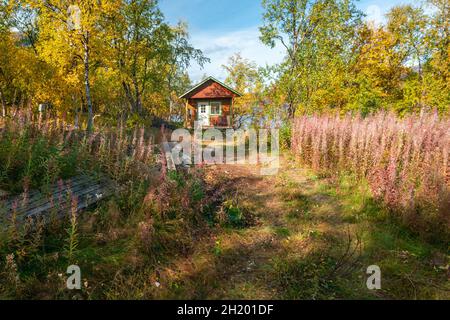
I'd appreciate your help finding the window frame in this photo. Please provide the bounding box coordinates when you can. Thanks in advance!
[197,101,208,115]
[210,101,222,115]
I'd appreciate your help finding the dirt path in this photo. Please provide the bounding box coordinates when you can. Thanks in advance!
[156,155,449,300]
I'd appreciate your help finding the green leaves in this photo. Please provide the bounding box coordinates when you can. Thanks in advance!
[260,0,449,115]
[260,0,364,117]
[0,1,205,123]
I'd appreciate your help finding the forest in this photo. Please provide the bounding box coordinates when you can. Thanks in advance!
[0,0,448,126]
[0,0,448,301]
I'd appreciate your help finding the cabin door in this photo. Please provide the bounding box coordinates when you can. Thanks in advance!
[197,102,210,126]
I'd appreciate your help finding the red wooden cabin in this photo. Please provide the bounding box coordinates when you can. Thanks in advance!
[180,76,242,128]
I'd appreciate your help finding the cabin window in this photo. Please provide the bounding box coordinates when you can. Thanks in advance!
[200,106,206,113]
[210,102,222,115]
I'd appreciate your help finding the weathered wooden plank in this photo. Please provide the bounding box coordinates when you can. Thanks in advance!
[26,185,114,222]
[8,175,95,208]
[0,175,114,227]
[2,180,99,216]
[3,175,94,209]
[17,183,109,221]
[28,178,108,213]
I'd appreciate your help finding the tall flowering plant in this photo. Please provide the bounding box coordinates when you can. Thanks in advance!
[292,111,449,239]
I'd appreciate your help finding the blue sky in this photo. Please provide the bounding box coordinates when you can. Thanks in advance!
[159,0,414,82]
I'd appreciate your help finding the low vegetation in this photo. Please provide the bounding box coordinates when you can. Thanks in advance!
[269,162,448,300]
[0,113,255,299]
[291,111,450,243]
[0,111,448,300]
[0,111,156,194]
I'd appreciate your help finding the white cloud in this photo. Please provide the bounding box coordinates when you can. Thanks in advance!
[363,1,415,27]
[187,26,285,82]
[365,4,384,26]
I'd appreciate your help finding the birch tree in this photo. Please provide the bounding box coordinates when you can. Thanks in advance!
[260,0,362,117]
[25,0,120,131]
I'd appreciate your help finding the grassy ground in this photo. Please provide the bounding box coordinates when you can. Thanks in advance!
[1,150,448,299]
[148,154,449,300]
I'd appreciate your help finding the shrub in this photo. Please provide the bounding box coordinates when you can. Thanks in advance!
[279,123,292,150]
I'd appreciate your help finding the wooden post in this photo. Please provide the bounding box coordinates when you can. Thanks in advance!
[230,97,234,129]
[185,99,189,128]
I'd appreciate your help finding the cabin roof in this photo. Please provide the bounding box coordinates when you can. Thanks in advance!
[179,76,242,99]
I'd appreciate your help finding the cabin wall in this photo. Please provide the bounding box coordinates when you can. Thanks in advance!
[183,78,239,128]
[187,98,232,128]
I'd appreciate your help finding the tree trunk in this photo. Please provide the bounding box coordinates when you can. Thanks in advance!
[288,103,295,119]
[72,94,81,129]
[136,93,142,114]
[83,32,94,132]
[132,76,142,114]
[0,90,6,117]
[122,79,142,114]
[417,58,426,108]
[122,81,135,112]
[11,89,17,116]
[12,89,17,108]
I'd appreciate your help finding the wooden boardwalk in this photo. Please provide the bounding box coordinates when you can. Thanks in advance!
[0,175,114,227]
[0,139,174,228]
